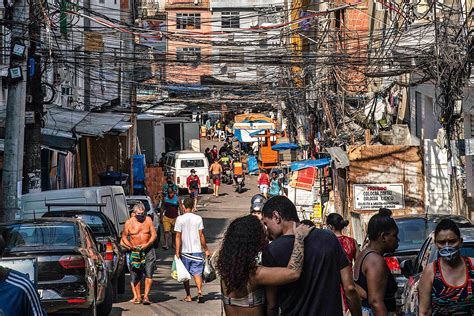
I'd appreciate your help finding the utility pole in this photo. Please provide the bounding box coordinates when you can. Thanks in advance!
[84,0,91,111]
[23,0,44,194]
[2,0,29,221]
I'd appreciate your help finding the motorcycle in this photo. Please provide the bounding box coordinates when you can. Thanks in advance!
[221,165,232,184]
[235,174,245,193]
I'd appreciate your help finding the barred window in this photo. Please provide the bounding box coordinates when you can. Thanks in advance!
[176,13,201,29]
[176,47,201,65]
[221,11,240,29]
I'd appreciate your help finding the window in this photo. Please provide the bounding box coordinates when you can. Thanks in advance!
[222,11,240,28]
[176,47,201,64]
[176,13,201,30]
[101,195,115,225]
[43,212,111,237]
[180,159,205,168]
[114,194,129,227]
[1,223,79,248]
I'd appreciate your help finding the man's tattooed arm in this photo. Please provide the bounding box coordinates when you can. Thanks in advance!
[287,224,313,271]
[288,233,305,271]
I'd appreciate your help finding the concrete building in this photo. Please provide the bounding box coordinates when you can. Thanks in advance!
[210,0,284,84]
[165,0,212,84]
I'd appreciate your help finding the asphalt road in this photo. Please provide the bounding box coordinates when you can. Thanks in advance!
[111,147,258,315]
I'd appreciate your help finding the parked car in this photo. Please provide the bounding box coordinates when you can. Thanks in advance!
[0,218,113,315]
[126,195,153,213]
[21,186,130,234]
[400,227,474,314]
[385,214,472,309]
[164,151,210,193]
[42,208,126,302]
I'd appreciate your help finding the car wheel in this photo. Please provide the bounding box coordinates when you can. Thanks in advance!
[97,281,113,316]
[80,292,96,316]
[112,275,118,303]
[117,268,126,294]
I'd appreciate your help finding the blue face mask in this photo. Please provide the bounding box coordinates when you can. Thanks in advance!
[438,246,460,262]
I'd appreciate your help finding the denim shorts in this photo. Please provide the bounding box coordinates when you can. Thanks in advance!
[181,252,204,277]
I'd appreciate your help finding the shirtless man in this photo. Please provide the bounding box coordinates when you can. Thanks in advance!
[121,202,157,305]
[209,159,223,197]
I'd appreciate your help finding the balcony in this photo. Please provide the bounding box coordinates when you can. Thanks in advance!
[165,0,210,9]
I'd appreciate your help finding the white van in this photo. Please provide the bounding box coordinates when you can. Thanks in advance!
[21,186,130,234]
[164,151,210,192]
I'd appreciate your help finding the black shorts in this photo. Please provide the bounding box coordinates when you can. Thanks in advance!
[130,248,156,283]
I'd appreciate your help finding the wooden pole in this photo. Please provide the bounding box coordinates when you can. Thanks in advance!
[86,137,93,186]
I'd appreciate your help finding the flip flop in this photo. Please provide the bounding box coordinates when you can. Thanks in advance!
[143,298,151,305]
[182,297,192,302]
[133,299,142,304]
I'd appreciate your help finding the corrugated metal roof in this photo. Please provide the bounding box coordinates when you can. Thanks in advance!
[43,106,130,137]
[326,147,350,169]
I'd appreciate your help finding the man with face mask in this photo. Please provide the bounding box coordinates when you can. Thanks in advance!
[162,176,178,195]
[121,202,157,305]
[418,219,474,315]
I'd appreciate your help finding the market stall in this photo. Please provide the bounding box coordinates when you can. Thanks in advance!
[287,158,332,226]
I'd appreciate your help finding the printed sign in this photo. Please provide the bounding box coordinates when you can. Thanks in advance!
[353,184,405,210]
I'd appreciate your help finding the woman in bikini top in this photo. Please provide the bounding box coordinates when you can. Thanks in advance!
[216,215,313,316]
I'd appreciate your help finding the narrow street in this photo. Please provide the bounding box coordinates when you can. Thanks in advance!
[112,141,258,315]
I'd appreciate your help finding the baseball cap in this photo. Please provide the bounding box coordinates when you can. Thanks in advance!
[250,194,266,212]
[190,169,196,173]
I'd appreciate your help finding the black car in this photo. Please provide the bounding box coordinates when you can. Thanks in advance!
[400,227,474,314]
[43,210,126,302]
[0,218,113,315]
[384,214,472,308]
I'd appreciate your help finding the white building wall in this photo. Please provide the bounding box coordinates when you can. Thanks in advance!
[210,0,283,84]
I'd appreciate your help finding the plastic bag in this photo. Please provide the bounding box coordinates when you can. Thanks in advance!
[174,255,191,282]
[203,257,216,283]
[171,257,178,280]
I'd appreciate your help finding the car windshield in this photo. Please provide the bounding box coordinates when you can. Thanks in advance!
[127,200,151,212]
[0,223,78,249]
[181,159,204,168]
[44,212,111,236]
[396,218,429,251]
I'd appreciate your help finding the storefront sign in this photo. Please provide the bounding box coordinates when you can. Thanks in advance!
[353,184,405,210]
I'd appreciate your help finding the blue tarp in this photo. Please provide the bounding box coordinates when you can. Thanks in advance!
[272,143,299,151]
[247,155,259,175]
[290,158,331,172]
[133,154,146,189]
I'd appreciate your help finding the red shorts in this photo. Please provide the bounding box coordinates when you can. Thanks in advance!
[212,174,221,185]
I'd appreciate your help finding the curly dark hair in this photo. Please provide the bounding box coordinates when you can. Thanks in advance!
[217,215,267,294]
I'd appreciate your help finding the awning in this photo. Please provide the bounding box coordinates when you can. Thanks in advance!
[272,143,299,151]
[290,158,331,172]
[233,122,275,130]
[326,147,350,169]
[43,106,131,138]
[234,113,272,123]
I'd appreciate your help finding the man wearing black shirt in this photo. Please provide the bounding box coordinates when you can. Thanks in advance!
[261,196,361,316]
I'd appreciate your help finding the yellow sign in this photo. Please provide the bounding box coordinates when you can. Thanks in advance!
[313,204,322,219]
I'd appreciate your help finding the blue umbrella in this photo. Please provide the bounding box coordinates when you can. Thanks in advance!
[271,143,299,151]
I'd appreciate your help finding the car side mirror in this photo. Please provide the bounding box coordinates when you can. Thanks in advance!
[400,259,414,277]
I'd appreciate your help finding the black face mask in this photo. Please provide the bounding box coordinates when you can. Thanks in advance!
[167,181,173,185]
[135,214,146,223]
